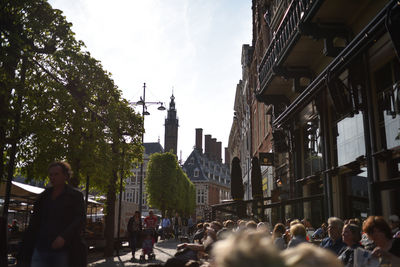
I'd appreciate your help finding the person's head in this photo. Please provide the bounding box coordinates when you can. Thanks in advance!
[348,218,361,227]
[301,218,312,228]
[363,216,392,246]
[281,243,343,267]
[327,217,344,241]
[245,220,258,230]
[210,221,223,232]
[134,211,140,218]
[212,230,285,267]
[224,220,235,229]
[273,223,286,237]
[238,220,247,229]
[290,223,307,238]
[257,222,268,232]
[205,227,217,241]
[290,219,301,227]
[48,161,72,188]
[149,210,154,216]
[342,223,361,247]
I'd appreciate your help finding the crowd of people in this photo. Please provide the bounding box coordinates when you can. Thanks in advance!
[157,214,400,267]
[12,161,400,267]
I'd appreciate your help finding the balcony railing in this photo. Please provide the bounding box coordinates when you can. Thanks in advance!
[258,0,319,93]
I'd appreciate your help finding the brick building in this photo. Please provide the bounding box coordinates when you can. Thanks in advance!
[229,0,400,225]
[183,128,231,220]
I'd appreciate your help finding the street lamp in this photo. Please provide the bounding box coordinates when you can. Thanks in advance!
[131,83,165,215]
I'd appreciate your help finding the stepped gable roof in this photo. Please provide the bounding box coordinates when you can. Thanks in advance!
[144,142,164,155]
[183,149,230,185]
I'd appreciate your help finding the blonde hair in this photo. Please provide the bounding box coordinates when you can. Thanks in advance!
[290,219,301,227]
[290,223,306,238]
[281,243,342,267]
[212,230,285,267]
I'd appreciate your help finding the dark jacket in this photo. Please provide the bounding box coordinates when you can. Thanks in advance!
[17,185,87,267]
[320,236,347,255]
[127,216,142,236]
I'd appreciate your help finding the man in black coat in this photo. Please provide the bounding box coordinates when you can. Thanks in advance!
[17,161,87,267]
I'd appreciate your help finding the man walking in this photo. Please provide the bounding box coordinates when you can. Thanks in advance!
[160,216,171,240]
[18,161,87,267]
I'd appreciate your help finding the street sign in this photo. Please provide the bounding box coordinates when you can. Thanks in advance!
[259,152,274,166]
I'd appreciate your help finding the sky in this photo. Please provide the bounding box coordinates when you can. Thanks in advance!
[48,0,252,163]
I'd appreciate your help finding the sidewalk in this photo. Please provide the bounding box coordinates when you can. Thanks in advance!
[88,239,179,267]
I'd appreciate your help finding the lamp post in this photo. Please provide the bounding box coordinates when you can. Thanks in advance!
[133,83,165,215]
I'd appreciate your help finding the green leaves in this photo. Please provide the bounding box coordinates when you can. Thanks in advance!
[145,152,195,216]
[0,0,143,193]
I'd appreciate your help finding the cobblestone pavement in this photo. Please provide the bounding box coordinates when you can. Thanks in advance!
[88,239,179,267]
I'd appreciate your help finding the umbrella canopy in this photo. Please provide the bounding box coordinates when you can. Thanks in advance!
[251,157,264,199]
[230,157,244,201]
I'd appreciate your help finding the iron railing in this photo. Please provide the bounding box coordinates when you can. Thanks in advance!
[258,0,318,93]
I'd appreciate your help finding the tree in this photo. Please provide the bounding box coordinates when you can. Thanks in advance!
[145,152,178,217]
[0,0,144,257]
[146,152,195,217]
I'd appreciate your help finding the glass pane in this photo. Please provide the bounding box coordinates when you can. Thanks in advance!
[383,110,400,149]
[336,113,365,166]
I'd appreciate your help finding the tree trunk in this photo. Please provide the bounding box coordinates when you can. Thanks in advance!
[104,142,120,257]
[3,57,26,218]
[103,168,117,257]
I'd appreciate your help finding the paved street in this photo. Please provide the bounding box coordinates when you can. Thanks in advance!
[88,239,179,267]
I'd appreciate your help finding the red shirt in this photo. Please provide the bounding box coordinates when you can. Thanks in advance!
[144,215,157,229]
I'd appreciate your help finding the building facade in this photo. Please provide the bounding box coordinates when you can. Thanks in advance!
[229,0,400,226]
[258,0,400,224]
[124,142,163,212]
[183,129,231,220]
[164,94,179,155]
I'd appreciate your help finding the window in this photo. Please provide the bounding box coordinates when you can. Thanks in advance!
[375,59,400,150]
[190,157,194,164]
[197,188,206,204]
[336,114,365,166]
[194,169,199,177]
[265,105,270,135]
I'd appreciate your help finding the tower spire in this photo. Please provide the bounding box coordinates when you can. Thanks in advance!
[164,93,179,155]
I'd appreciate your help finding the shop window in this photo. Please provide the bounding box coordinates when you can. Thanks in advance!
[336,113,366,166]
[304,117,323,177]
[376,59,400,149]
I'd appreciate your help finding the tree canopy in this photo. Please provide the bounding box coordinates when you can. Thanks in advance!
[1,0,144,256]
[1,0,143,191]
[145,152,195,217]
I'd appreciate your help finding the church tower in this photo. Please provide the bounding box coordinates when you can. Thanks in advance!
[164,94,179,155]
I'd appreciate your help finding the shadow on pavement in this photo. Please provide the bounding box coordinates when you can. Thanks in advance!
[89,256,165,267]
[154,240,179,249]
